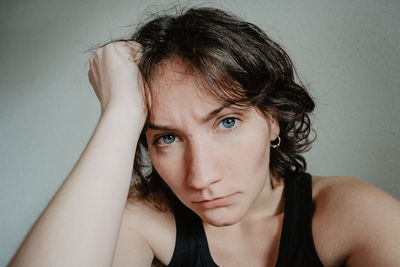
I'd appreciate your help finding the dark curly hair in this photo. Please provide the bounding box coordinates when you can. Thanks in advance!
[122,7,315,209]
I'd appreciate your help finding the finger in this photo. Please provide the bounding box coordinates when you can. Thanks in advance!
[112,41,142,52]
[121,41,144,59]
[114,41,143,64]
[123,41,143,52]
[132,51,143,65]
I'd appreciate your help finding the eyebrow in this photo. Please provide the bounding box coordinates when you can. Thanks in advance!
[147,105,228,131]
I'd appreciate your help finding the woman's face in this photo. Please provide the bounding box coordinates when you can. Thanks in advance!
[145,60,279,226]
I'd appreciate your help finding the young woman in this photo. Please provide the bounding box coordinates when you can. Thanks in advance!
[9,7,400,267]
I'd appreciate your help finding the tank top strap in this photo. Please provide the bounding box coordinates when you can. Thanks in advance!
[275,172,324,267]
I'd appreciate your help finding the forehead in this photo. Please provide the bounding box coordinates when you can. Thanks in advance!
[148,59,223,120]
[150,58,205,97]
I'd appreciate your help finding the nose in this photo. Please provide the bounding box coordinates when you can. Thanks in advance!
[185,138,220,190]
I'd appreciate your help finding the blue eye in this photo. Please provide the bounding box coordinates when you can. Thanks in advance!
[160,134,176,145]
[218,117,237,129]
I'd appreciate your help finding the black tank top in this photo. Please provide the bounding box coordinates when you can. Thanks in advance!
[167,173,325,267]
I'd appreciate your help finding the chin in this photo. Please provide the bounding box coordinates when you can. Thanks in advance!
[197,206,246,227]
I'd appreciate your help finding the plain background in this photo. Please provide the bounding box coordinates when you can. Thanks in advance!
[1,0,399,265]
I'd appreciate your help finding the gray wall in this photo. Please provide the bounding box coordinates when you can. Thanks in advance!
[1,0,399,265]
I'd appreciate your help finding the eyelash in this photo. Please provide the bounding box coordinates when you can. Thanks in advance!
[153,117,241,147]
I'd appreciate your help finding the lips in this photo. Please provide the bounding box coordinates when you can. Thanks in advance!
[193,193,238,209]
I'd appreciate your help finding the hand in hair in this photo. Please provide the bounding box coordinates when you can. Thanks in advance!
[88,41,146,117]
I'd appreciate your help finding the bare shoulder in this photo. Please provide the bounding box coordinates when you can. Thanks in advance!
[311,176,400,267]
[115,198,176,266]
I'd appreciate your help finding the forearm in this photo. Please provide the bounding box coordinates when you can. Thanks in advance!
[9,107,144,267]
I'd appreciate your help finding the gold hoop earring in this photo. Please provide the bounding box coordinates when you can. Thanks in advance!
[271,136,281,148]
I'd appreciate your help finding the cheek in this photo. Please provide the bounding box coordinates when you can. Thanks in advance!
[251,132,270,168]
[232,127,270,167]
[148,148,185,191]
[226,127,271,190]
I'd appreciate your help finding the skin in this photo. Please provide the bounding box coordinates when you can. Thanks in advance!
[113,57,400,266]
[9,41,148,267]
[9,41,400,267]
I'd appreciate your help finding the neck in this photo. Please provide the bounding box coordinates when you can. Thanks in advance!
[243,175,285,223]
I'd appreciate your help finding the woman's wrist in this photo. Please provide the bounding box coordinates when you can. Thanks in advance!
[101,102,146,122]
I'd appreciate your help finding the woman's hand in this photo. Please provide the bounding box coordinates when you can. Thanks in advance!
[88,41,146,117]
